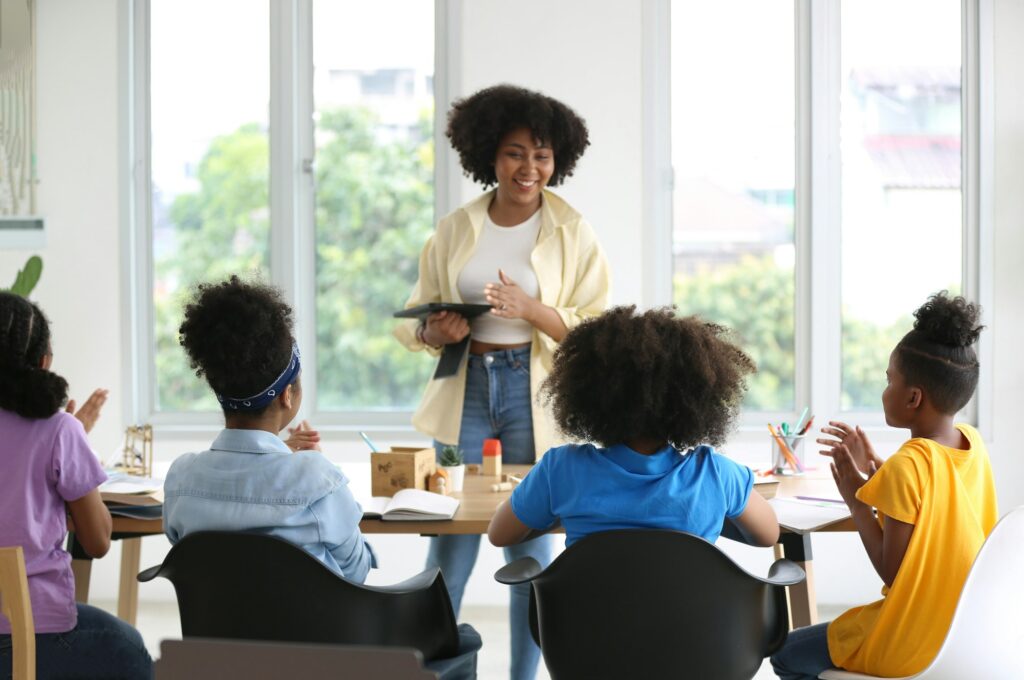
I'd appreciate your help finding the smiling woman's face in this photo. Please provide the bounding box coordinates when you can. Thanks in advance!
[492,127,554,213]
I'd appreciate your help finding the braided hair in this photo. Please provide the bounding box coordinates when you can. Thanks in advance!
[0,292,68,418]
[895,291,984,414]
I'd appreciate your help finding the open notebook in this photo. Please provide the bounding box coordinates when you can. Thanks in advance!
[360,489,460,521]
[100,474,164,507]
[769,497,851,534]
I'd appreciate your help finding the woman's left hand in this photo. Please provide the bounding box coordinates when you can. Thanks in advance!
[485,269,537,322]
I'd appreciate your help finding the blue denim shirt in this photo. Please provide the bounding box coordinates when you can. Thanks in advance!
[164,429,377,582]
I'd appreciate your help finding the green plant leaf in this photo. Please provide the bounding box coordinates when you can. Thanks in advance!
[10,256,43,297]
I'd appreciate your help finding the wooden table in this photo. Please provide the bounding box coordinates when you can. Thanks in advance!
[72,464,849,629]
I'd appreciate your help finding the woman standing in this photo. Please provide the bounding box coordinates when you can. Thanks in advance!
[395,84,610,680]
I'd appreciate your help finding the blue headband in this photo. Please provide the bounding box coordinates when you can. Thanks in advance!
[216,343,301,411]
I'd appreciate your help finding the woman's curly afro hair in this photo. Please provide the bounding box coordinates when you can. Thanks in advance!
[542,306,756,450]
[895,291,983,414]
[446,84,590,188]
[178,276,295,416]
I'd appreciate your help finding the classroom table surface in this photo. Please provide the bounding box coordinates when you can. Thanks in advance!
[78,461,851,629]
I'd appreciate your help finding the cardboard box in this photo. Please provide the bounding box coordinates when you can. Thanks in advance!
[371,447,436,497]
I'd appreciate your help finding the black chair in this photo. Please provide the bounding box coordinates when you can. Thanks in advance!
[495,529,806,680]
[139,531,478,677]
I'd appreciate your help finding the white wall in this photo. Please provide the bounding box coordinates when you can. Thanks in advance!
[12,0,1022,611]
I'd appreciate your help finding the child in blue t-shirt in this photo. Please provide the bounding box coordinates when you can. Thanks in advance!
[488,305,779,548]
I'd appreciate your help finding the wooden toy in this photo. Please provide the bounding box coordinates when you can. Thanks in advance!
[482,438,502,477]
[371,446,436,497]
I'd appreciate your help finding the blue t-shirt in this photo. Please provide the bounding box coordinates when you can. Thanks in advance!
[510,443,754,547]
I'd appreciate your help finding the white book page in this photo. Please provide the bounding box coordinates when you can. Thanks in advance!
[359,497,390,518]
[769,497,852,533]
[385,489,459,519]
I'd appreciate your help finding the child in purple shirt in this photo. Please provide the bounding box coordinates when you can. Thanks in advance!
[0,292,152,679]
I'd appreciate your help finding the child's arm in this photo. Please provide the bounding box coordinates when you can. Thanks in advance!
[818,421,885,475]
[488,500,556,547]
[833,445,914,587]
[731,491,780,547]
[67,488,113,558]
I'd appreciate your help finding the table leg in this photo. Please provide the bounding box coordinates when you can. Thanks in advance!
[778,533,817,629]
[118,538,142,625]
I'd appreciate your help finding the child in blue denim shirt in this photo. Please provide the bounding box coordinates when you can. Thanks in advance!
[489,306,779,549]
[164,277,376,581]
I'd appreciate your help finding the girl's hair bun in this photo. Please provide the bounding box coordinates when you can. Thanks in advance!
[0,363,68,418]
[912,291,983,348]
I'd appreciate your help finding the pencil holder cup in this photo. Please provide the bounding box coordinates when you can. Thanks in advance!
[771,434,805,475]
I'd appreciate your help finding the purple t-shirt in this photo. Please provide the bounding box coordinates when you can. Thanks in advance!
[0,409,107,634]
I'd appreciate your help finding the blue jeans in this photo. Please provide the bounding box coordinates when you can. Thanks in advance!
[428,347,552,680]
[770,622,834,680]
[0,604,152,680]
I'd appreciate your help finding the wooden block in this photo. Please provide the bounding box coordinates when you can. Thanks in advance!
[466,464,481,475]
[482,438,502,478]
[428,469,451,496]
[371,447,436,497]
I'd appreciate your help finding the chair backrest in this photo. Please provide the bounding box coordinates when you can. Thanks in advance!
[155,638,439,680]
[0,546,35,680]
[527,529,793,680]
[138,531,460,661]
[915,505,1024,678]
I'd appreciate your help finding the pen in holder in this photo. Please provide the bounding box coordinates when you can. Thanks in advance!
[771,433,805,475]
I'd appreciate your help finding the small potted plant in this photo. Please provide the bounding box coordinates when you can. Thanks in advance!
[439,445,465,493]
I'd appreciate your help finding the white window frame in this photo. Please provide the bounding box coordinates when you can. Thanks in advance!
[121,0,462,435]
[645,0,994,440]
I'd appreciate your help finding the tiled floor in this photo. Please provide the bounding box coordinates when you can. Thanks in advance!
[98,599,847,679]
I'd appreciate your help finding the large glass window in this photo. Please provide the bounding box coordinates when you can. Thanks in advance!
[150,0,270,412]
[839,0,963,410]
[139,1,439,420]
[312,0,435,411]
[671,1,796,412]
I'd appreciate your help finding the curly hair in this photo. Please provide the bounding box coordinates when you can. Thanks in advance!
[541,306,756,450]
[446,84,590,187]
[0,292,68,418]
[895,291,983,414]
[179,276,295,417]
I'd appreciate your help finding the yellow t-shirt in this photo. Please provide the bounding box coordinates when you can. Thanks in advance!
[827,424,998,677]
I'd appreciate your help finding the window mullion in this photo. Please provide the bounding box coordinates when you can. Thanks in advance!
[807,0,843,423]
[963,0,995,436]
[269,0,318,422]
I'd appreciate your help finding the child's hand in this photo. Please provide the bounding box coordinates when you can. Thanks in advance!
[66,388,109,434]
[818,421,880,475]
[830,443,875,507]
[285,420,321,452]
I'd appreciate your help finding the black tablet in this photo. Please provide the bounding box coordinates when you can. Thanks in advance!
[393,302,493,320]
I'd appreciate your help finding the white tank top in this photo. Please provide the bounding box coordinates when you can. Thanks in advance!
[457,210,541,344]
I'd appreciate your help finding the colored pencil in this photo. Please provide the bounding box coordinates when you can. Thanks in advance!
[767,424,802,473]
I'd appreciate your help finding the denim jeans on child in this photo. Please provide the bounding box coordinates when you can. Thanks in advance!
[427,347,552,680]
[0,604,152,680]
[770,621,834,680]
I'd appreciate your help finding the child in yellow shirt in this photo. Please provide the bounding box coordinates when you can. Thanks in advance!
[771,292,997,679]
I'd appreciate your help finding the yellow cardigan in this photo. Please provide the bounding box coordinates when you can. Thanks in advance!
[394,189,611,460]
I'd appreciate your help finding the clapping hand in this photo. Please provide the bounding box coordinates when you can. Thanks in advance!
[817,420,882,476]
[285,419,321,452]
[66,388,109,434]
[831,443,876,508]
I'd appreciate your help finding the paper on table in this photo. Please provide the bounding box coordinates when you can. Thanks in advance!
[769,497,852,534]
[360,488,459,521]
[100,474,164,506]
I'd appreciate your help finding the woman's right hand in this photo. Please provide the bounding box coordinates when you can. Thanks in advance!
[423,311,470,346]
